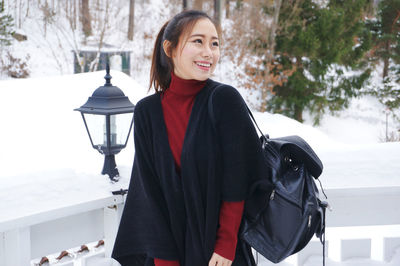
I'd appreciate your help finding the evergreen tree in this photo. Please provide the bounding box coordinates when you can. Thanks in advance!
[265,0,372,124]
[366,0,400,113]
[0,0,14,48]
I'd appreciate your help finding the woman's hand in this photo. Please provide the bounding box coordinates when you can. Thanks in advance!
[208,252,232,266]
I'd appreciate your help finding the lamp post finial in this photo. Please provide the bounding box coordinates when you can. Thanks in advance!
[104,64,112,86]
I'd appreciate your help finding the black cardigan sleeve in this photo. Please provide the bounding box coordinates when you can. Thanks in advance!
[112,100,179,262]
[212,85,266,202]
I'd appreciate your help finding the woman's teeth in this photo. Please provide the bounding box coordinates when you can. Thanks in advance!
[196,62,211,67]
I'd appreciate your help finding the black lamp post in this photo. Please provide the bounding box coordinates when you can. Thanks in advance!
[75,65,135,181]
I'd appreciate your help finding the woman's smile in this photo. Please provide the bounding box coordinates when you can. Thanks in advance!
[195,61,212,71]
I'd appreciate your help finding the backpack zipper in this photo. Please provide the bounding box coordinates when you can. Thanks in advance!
[270,189,313,228]
[270,189,275,200]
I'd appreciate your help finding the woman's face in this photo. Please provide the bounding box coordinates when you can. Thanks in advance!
[170,18,220,81]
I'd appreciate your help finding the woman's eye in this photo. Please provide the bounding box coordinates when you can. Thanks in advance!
[212,41,219,47]
[193,39,202,44]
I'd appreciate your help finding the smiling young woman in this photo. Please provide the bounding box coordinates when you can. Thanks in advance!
[165,18,220,81]
[112,10,266,266]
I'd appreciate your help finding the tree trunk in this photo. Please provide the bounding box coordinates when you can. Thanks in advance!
[214,0,221,25]
[128,0,135,40]
[70,0,75,30]
[235,0,243,10]
[26,0,30,19]
[383,57,389,79]
[19,0,22,27]
[81,0,92,37]
[260,0,282,112]
[193,0,203,10]
[269,0,281,55]
[383,40,390,79]
[294,104,303,122]
[225,0,230,18]
[183,0,187,10]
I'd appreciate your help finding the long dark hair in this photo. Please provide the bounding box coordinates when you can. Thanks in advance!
[149,10,220,93]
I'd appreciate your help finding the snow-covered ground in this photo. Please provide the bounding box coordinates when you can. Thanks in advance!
[1,0,400,265]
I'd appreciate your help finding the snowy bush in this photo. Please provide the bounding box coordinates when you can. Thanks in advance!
[1,50,30,78]
[379,128,400,143]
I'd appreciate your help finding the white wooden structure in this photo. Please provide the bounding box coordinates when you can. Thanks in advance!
[1,185,399,266]
[0,193,125,266]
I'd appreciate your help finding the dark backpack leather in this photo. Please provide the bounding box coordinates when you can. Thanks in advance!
[240,133,328,264]
[208,87,328,265]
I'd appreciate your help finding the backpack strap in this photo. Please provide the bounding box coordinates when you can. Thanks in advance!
[323,207,326,266]
[208,85,267,138]
[245,105,266,138]
[319,201,328,266]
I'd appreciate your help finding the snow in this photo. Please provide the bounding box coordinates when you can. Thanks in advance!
[0,71,146,178]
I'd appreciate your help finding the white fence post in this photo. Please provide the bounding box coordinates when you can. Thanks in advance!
[371,237,385,261]
[0,232,4,266]
[3,227,31,266]
[383,237,400,262]
[341,239,371,260]
[104,199,125,258]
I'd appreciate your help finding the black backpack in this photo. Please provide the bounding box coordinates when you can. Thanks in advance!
[208,87,329,265]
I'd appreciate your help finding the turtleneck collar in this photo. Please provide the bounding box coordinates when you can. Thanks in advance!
[167,71,207,97]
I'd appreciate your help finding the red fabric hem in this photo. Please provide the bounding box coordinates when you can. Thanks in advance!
[153,258,180,266]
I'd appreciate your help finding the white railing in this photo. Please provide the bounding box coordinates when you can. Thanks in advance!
[0,193,126,266]
[0,186,399,266]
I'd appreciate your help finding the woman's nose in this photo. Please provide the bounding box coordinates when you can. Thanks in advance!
[201,45,212,58]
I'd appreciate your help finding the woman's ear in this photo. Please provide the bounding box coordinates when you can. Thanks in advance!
[163,40,172,58]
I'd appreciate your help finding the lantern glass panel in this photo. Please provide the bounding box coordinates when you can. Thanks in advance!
[83,113,106,148]
[111,113,134,147]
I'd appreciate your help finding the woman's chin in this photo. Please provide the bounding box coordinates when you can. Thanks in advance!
[193,71,212,81]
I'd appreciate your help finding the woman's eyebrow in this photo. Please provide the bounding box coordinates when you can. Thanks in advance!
[190,34,219,40]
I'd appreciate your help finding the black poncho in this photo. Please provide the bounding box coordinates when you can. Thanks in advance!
[111,80,269,265]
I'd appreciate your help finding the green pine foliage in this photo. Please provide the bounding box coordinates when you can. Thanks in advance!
[0,0,14,48]
[266,0,372,125]
[366,0,400,114]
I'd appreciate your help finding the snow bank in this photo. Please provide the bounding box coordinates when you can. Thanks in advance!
[0,71,148,178]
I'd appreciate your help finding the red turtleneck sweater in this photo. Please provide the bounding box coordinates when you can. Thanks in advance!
[154,72,244,266]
